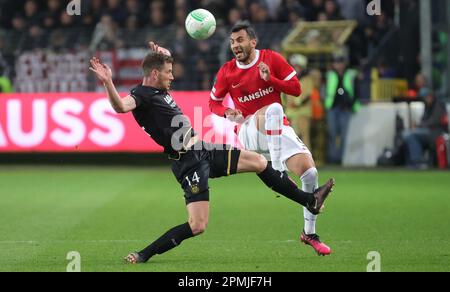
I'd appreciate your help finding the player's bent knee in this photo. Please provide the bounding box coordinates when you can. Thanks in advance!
[302,157,316,173]
[300,167,318,186]
[266,103,284,117]
[255,154,268,173]
[189,220,208,235]
[288,154,316,176]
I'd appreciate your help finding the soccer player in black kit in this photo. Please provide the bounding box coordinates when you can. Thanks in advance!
[89,42,334,264]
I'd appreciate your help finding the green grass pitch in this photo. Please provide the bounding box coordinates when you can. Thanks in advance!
[0,166,449,272]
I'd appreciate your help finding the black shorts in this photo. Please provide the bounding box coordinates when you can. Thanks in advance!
[171,142,241,204]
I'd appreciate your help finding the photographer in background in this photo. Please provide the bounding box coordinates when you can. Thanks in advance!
[402,89,448,169]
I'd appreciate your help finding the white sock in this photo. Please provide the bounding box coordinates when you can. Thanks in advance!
[301,167,319,235]
[265,103,284,171]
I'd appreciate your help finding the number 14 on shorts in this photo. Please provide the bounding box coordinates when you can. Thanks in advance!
[185,172,200,186]
[185,172,201,195]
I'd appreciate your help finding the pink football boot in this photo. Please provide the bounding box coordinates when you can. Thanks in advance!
[300,230,332,256]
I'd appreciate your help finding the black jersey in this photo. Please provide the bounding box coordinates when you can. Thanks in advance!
[130,85,195,155]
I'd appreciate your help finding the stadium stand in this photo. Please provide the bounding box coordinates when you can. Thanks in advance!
[0,0,408,93]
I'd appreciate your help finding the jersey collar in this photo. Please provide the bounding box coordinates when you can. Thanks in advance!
[236,50,260,70]
[140,84,166,94]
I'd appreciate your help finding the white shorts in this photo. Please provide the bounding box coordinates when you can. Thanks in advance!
[237,114,311,169]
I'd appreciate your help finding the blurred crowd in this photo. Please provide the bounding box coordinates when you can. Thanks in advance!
[0,0,395,32]
[2,0,447,168]
[0,0,404,91]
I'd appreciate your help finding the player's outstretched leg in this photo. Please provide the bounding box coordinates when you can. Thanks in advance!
[286,155,332,256]
[125,222,194,264]
[300,168,331,256]
[125,201,208,264]
[300,167,319,234]
[237,149,334,212]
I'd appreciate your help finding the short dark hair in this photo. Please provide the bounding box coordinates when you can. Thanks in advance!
[230,21,257,40]
[142,52,174,76]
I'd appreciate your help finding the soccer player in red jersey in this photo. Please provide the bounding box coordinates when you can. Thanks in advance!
[90,42,334,264]
[209,22,332,256]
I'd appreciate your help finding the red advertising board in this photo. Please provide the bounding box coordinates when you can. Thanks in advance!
[0,92,239,152]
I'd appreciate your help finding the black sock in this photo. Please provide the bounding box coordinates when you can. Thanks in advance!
[139,222,194,262]
[257,164,314,207]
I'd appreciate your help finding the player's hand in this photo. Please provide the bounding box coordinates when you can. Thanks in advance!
[258,62,271,81]
[89,57,112,83]
[225,109,243,122]
[148,41,171,56]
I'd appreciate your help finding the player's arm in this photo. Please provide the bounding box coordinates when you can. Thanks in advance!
[258,62,301,96]
[89,57,136,113]
[258,52,302,97]
[210,98,242,121]
[209,66,242,119]
[209,88,232,117]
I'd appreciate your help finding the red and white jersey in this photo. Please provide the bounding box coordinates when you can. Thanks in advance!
[209,49,301,118]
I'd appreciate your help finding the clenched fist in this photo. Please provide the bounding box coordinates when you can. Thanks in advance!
[258,62,271,81]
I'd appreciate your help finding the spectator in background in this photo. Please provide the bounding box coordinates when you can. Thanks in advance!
[125,0,145,26]
[48,29,68,51]
[89,14,122,51]
[119,14,144,48]
[106,0,127,26]
[197,0,228,22]
[17,0,46,51]
[144,1,172,49]
[249,2,261,23]
[408,73,428,98]
[249,2,271,24]
[23,0,41,27]
[232,0,250,21]
[277,0,303,23]
[170,61,189,90]
[20,24,46,51]
[175,0,189,10]
[317,11,328,22]
[0,63,13,93]
[42,0,62,30]
[325,55,360,164]
[174,5,188,27]
[307,0,324,21]
[309,69,326,166]
[173,26,189,60]
[263,0,281,20]
[402,89,449,169]
[287,10,302,26]
[191,41,213,90]
[55,17,95,51]
[0,34,12,90]
[148,0,166,28]
[283,54,313,149]
[376,58,396,78]
[0,28,6,52]
[323,0,343,21]
[365,13,393,54]
[82,0,104,28]
[11,14,27,32]
[60,9,76,29]
[336,0,367,24]
[227,8,242,25]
